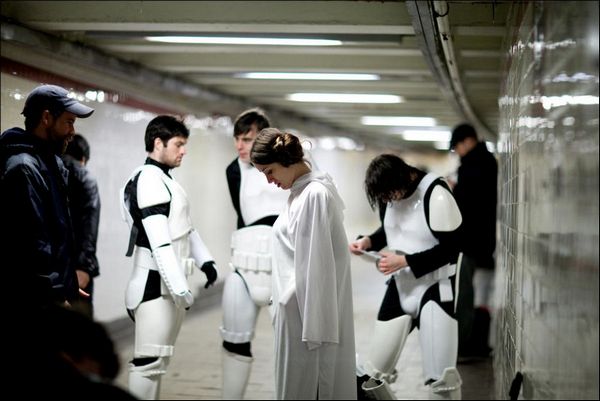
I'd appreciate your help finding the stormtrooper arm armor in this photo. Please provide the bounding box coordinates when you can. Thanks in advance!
[189,229,214,267]
[142,214,194,308]
[406,182,463,278]
[137,168,193,308]
[428,185,462,232]
[189,229,218,288]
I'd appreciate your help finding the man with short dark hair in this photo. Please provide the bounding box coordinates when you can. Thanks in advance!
[450,123,498,360]
[120,115,218,399]
[0,84,94,308]
[62,134,101,318]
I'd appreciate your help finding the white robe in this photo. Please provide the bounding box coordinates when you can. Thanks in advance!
[271,170,357,400]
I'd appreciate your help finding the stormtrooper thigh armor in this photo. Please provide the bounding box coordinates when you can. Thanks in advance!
[229,226,273,306]
[129,296,185,400]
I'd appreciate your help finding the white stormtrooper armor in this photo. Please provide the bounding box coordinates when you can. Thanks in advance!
[221,158,287,399]
[121,162,214,400]
[361,173,463,400]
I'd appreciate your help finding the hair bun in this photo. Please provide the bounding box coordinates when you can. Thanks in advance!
[274,134,285,151]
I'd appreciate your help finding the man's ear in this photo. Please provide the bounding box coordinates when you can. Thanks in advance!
[154,137,163,151]
[40,110,53,127]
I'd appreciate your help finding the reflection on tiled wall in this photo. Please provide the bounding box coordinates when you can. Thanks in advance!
[496,1,599,399]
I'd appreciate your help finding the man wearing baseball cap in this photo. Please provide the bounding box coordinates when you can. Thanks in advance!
[449,123,498,361]
[0,84,95,308]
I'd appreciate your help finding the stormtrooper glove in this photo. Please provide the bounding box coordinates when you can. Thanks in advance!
[200,261,218,288]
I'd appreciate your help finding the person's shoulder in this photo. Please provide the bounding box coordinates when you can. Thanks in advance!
[4,151,42,176]
[226,158,240,173]
[304,180,332,203]
[137,163,164,178]
[62,156,88,179]
[133,163,167,191]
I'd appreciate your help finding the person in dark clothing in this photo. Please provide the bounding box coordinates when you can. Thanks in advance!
[15,304,137,399]
[62,134,101,318]
[450,123,498,359]
[0,84,94,308]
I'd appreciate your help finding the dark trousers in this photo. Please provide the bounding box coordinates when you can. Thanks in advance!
[456,253,491,357]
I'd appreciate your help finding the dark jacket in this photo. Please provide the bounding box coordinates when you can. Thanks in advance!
[453,142,498,269]
[61,155,101,279]
[0,127,78,305]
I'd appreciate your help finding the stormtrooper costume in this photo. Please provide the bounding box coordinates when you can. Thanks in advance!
[359,173,463,400]
[121,158,215,400]
[221,157,288,399]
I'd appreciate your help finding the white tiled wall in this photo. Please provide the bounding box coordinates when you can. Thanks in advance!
[496,2,599,399]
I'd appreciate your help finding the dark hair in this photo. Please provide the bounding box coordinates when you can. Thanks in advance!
[64,134,90,161]
[250,128,304,167]
[24,102,64,132]
[364,154,420,209]
[450,123,478,148]
[233,108,270,137]
[145,115,189,152]
[43,306,120,380]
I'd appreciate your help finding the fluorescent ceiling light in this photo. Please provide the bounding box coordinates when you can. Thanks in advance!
[236,72,380,80]
[402,130,451,142]
[145,36,341,46]
[361,116,436,126]
[287,93,402,103]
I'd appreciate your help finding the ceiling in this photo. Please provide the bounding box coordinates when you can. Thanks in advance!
[1,1,509,151]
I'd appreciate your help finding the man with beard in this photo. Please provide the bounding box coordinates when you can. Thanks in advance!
[0,84,94,308]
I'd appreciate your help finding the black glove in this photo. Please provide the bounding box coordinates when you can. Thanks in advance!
[201,261,218,288]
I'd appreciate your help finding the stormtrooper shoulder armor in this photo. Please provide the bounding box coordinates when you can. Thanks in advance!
[137,166,171,209]
[428,184,462,232]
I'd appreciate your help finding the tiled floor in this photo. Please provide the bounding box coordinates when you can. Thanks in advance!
[113,256,494,399]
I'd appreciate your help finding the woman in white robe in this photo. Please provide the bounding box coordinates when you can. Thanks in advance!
[250,128,357,400]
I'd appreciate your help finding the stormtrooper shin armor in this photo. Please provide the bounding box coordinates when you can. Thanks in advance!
[220,225,273,399]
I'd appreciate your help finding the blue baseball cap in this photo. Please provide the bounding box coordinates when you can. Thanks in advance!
[21,84,94,118]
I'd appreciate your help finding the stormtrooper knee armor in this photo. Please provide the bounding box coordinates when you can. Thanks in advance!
[129,357,170,400]
[220,226,273,399]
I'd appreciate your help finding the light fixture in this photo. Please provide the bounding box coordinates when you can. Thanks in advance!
[236,72,380,80]
[361,116,436,126]
[402,130,451,142]
[145,36,342,46]
[287,93,402,103]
